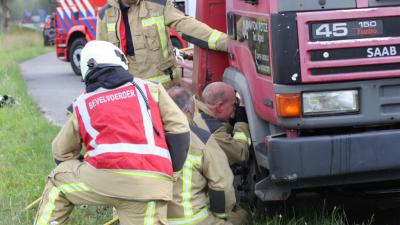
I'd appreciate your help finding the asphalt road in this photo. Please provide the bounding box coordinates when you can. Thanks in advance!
[21,51,84,126]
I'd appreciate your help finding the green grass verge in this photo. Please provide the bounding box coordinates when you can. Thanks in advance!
[248,206,374,225]
[0,27,111,225]
[0,27,372,225]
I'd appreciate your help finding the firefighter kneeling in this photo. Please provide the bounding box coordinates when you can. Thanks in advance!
[34,40,190,225]
[167,87,248,225]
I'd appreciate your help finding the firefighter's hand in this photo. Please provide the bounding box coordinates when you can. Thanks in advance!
[174,48,185,63]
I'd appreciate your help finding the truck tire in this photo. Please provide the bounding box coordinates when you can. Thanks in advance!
[246,157,269,216]
[69,37,87,76]
[244,157,289,218]
[171,37,183,49]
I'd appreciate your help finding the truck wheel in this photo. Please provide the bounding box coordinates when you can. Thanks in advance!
[171,37,183,49]
[246,158,289,218]
[69,38,87,76]
[245,156,275,218]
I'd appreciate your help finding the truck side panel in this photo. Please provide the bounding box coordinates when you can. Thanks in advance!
[192,0,229,96]
[226,2,277,123]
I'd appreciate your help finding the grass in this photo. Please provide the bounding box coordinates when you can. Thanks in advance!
[0,27,374,225]
[248,206,374,225]
[0,27,111,225]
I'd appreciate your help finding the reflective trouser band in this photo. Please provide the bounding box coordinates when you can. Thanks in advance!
[144,201,156,225]
[107,23,116,32]
[35,188,60,225]
[213,212,228,219]
[233,132,252,145]
[142,16,169,58]
[58,182,90,193]
[168,208,209,225]
[113,207,118,219]
[147,68,178,85]
[208,30,222,50]
[36,183,90,225]
[112,170,172,181]
[182,154,202,217]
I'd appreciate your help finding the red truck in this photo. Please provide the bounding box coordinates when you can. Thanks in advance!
[187,0,400,208]
[53,0,187,75]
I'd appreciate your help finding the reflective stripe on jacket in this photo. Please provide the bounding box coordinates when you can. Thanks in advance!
[167,126,236,223]
[74,81,173,177]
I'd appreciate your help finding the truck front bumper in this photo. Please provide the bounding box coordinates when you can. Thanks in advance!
[267,129,400,188]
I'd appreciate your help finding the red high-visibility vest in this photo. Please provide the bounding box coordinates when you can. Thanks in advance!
[74,80,172,177]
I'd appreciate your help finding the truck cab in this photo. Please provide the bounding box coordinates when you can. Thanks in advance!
[192,0,400,203]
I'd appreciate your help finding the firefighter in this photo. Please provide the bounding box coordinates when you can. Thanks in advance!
[34,40,190,225]
[96,0,228,87]
[193,82,251,166]
[167,87,248,225]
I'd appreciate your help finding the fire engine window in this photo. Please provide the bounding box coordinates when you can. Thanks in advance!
[369,0,400,7]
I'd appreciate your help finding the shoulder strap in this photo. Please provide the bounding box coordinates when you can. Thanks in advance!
[98,4,112,20]
[200,112,222,134]
[189,125,211,144]
[147,0,167,6]
[66,103,73,113]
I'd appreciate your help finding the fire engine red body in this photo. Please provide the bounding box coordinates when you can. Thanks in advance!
[191,0,400,203]
[54,0,187,75]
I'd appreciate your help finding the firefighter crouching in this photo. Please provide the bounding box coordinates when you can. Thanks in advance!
[34,40,190,225]
[193,82,251,166]
[167,87,248,225]
[96,0,228,88]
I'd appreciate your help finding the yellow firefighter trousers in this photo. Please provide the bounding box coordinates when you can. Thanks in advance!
[34,160,168,225]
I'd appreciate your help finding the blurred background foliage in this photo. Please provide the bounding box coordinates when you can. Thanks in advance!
[9,0,55,20]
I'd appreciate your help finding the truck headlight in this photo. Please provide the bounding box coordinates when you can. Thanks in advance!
[302,90,359,116]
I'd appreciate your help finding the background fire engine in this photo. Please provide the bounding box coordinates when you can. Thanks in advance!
[54,0,187,75]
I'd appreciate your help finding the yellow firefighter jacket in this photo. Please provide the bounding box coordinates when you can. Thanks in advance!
[52,82,189,201]
[96,0,228,85]
[193,100,251,166]
[167,124,236,224]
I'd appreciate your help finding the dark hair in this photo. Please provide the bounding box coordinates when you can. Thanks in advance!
[168,87,193,111]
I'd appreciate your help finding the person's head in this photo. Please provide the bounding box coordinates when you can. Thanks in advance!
[121,0,139,6]
[168,87,195,119]
[80,40,128,81]
[201,82,237,122]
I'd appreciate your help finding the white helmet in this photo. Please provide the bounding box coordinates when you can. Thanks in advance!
[80,40,129,80]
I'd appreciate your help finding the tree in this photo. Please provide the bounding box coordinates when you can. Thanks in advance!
[8,0,55,23]
[0,0,11,32]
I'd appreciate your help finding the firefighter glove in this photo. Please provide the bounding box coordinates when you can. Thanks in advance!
[234,106,248,123]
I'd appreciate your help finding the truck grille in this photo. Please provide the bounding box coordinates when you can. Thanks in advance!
[297,8,400,83]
